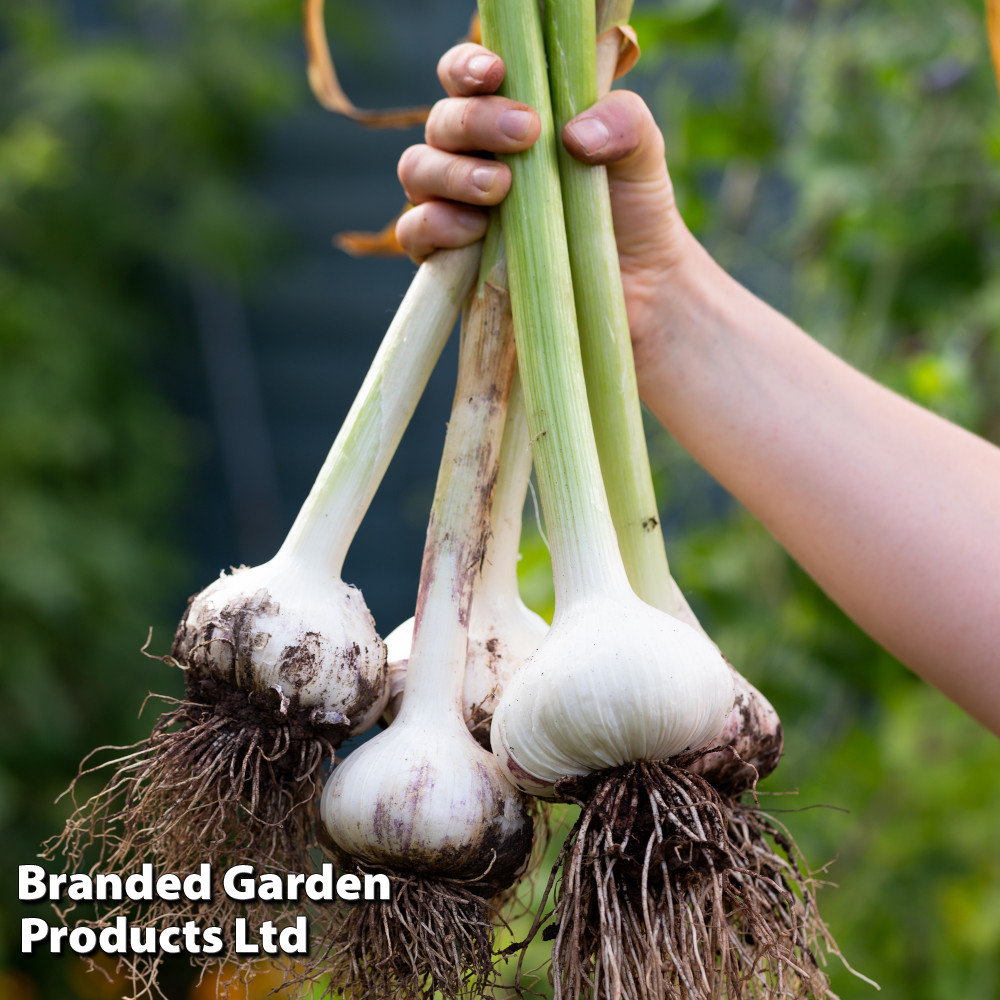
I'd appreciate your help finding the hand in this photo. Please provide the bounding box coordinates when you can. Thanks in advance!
[395,42,703,359]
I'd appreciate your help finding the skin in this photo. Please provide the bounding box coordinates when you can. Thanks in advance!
[396,43,1000,738]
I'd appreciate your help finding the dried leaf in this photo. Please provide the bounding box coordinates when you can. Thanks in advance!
[335,208,408,257]
[609,24,640,79]
[303,0,430,127]
[596,0,635,36]
[596,25,641,93]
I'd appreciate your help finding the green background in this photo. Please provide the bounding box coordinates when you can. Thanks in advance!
[2,1,998,997]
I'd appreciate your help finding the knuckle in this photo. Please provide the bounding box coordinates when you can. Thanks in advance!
[396,144,421,185]
[436,45,461,88]
[618,90,662,146]
[428,97,477,152]
[436,43,476,91]
[423,99,451,147]
[395,211,419,255]
[591,91,654,161]
[443,157,471,199]
[613,88,645,113]
[453,97,475,135]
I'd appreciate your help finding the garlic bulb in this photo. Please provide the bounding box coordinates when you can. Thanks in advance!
[492,591,735,797]
[322,713,532,895]
[172,558,386,739]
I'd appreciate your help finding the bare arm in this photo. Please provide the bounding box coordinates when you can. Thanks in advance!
[641,234,1000,733]
[398,43,1000,736]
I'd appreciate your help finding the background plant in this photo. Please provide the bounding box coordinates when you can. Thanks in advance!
[0,1,297,996]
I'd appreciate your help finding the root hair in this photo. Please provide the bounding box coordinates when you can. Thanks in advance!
[43,685,339,995]
[309,867,502,1000]
[517,761,843,1000]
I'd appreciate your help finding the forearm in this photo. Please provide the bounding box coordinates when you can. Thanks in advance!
[639,232,1000,735]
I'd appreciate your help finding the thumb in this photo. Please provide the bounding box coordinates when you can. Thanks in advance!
[561,90,667,186]
[560,89,684,276]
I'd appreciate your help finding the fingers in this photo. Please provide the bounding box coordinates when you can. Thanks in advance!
[561,90,666,185]
[399,46,670,265]
[437,43,506,97]
[429,44,539,153]
[395,202,489,264]
[398,145,511,207]
[425,96,540,154]
[397,43,540,261]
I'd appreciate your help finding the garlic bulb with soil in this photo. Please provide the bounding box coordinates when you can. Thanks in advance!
[319,231,532,1000]
[172,561,385,745]
[479,0,737,984]
[45,244,481,989]
[382,375,547,746]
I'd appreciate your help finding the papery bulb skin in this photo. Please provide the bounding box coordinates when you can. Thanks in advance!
[464,587,547,745]
[688,668,784,794]
[491,594,736,797]
[381,617,415,721]
[322,718,533,897]
[172,557,388,737]
[382,599,547,747]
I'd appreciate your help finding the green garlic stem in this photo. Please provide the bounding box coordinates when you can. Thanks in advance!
[479,0,630,609]
[275,245,481,577]
[544,0,676,614]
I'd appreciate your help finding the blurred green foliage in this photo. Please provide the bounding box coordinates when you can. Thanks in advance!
[2,0,999,998]
[517,1,1000,998]
[0,1,299,995]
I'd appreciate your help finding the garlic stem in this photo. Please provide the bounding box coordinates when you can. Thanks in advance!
[276,244,481,577]
[383,262,548,749]
[546,3,677,613]
[475,372,533,608]
[479,0,629,609]
[381,372,547,740]
[397,248,518,721]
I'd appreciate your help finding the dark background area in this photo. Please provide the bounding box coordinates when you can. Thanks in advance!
[2,1,999,998]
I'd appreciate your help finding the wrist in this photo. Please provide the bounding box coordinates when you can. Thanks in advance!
[629,225,730,405]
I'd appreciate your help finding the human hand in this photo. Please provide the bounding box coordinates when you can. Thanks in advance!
[395,41,703,357]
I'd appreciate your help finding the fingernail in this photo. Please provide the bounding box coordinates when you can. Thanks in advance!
[471,166,499,192]
[458,209,486,231]
[468,54,496,83]
[566,116,610,154]
[498,109,534,140]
